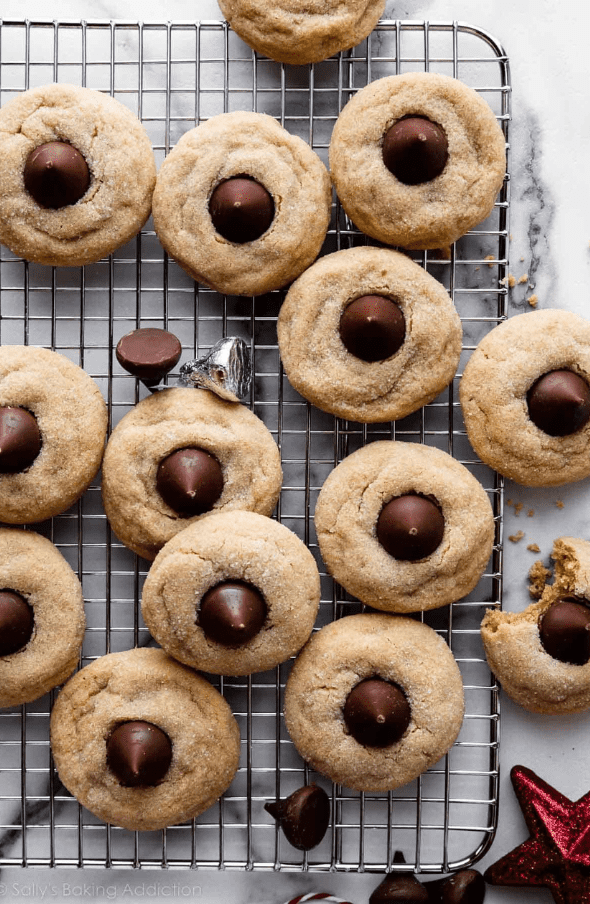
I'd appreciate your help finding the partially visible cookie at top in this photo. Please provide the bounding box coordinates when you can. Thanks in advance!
[277,246,462,422]
[329,72,506,250]
[481,537,590,714]
[314,440,495,612]
[0,83,156,266]
[0,345,108,524]
[218,0,385,65]
[460,309,590,486]
[152,111,332,297]
[101,387,283,560]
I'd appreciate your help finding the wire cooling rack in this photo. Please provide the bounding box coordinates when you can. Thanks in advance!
[0,18,510,872]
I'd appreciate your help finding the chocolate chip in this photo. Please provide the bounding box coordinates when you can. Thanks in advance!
[339,295,406,362]
[343,677,411,748]
[0,407,42,474]
[369,873,429,904]
[0,590,34,657]
[199,581,267,646]
[377,494,444,561]
[156,447,224,516]
[527,369,590,436]
[106,720,173,787]
[424,869,486,904]
[116,328,182,386]
[24,141,90,209]
[382,116,448,185]
[209,175,274,243]
[539,598,590,665]
[265,784,330,850]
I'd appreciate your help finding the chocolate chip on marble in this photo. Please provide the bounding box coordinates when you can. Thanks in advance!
[24,141,90,209]
[156,447,224,516]
[339,295,406,362]
[199,581,267,646]
[343,677,411,748]
[538,598,590,665]
[209,175,274,244]
[382,116,448,185]
[106,720,173,787]
[265,783,330,850]
[377,494,444,561]
[0,590,34,657]
[423,869,486,904]
[527,369,590,436]
[116,328,182,387]
[0,407,42,474]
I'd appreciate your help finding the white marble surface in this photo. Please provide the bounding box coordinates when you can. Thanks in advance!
[1,1,589,902]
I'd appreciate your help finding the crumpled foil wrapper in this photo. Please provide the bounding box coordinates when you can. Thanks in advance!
[177,337,252,403]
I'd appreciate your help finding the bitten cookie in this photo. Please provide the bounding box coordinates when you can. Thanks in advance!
[0,83,156,266]
[218,0,385,65]
[50,647,241,831]
[152,112,332,297]
[0,345,108,523]
[329,72,506,250]
[314,441,495,612]
[284,613,465,792]
[102,387,283,560]
[460,309,590,486]
[141,511,320,676]
[482,537,590,714]
[0,528,85,708]
[277,246,462,422]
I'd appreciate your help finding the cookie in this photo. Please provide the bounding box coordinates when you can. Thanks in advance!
[0,528,85,708]
[283,613,465,792]
[0,345,108,523]
[0,83,156,266]
[277,246,462,422]
[218,0,385,65]
[152,111,332,297]
[314,440,495,612]
[460,309,590,486]
[329,72,506,250]
[481,537,590,714]
[50,647,241,831]
[141,510,320,676]
[101,387,283,560]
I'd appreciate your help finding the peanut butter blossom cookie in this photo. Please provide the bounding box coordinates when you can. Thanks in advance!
[152,111,331,297]
[314,441,495,612]
[284,613,464,792]
[0,83,156,266]
[460,309,590,486]
[141,511,321,676]
[0,345,107,523]
[329,72,506,250]
[102,387,283,560]
[0,528,85,708]
[218,0,386,65]
[50,647,241,831]
[277,246,462,422]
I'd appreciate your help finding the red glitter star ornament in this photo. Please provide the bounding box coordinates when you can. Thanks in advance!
[484,764,590,904]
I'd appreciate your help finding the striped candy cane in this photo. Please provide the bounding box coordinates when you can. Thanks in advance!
[286,895,355,904]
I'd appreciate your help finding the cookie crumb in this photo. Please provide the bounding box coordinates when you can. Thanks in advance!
[556,500,564,509]
[527,294,539,307]
[514,502,523,516]
[529,559,552,598]
[484,254,495,267]
[517,273,528,284]
[527,543,540,553]
[527,509,535,517]
[509,530,525,543]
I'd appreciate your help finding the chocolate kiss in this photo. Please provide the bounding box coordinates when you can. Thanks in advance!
[24,141,90,209]
[265,784,330,850]
[369,872,429,904]
[199,581,267,646]
[527,369,590,436]
[106,720,173,787]
[377,494,444,561]
[116,328,182,386]
[539,599,590,665]
[382,116,448,185]
[343,677,411,748]
[0,590,34,657]
[0,407,42,474]
[156,447,224,516]
[339,295,406,362]
[209,175,274,243]
[423,869,486,904]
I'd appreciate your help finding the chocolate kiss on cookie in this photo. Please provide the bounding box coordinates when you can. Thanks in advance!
[339,295,406,363]
[106,720,173,787]
[0,590,34,657]
[0,407,42,473]
[116,328,182,387]
[265,784,330,851]
[156,447,224,516]
[24,141,90,209]
[377,494,445,561]
[538,599,590,665]
[527,369,590,437]
[209,175,274,244]
[382,116,448,186]
[343,677,411,748]
[199,581,267,646]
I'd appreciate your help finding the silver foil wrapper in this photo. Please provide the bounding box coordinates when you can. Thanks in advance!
[177,336,252,402]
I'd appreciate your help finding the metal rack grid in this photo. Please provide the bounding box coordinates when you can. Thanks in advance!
[0,18,511,872]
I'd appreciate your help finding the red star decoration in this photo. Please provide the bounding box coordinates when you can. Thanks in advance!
[485,765,590,904]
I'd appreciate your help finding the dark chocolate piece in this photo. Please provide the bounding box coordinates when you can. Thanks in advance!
[339,295,406,362]
[209,175,274,244]
[369,873,429,904]
[0,590,34,657]
[343,677,411,748]
[24,141,90,209]
[106,720,173,787]
[377,494,444,561]
[199,581,267,646]
[382,116,448,185]
[0,407,42,474]
[156,447,224,516]
[265,783,330,851]
[116,328,182,387]
[424,869,485,904]
[527,369,590,436]
[539,598,590,665]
